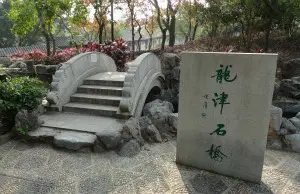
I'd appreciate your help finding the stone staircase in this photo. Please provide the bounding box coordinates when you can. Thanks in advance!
[30,72,127,151]
[62,72,126,117]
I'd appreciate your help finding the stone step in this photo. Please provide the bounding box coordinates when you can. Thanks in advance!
[70,93,121,106]
[53,130,97,150]
[77,85,123,96]
[63,102,118,117]
[28,127,97,150]
[40,112,124,133]
[84,72,126,87]
[83,79,124,87]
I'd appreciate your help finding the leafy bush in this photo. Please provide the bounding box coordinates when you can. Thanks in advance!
[0,77,45,114]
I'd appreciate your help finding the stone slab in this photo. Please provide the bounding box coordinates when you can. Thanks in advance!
[27,127,60,140]
[54,131,97,150]
[176,52,278,183]
[40,112,124,133]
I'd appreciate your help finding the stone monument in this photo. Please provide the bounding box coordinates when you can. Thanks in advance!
[176,52,278,183]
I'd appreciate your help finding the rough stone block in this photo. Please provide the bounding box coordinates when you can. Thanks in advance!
[270,106,283,132]
[34,64,47,74]
[96,130,121,150]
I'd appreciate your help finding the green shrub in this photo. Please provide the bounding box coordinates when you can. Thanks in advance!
[0,77,45,115]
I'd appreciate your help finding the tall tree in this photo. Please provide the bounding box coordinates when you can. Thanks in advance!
[124,0,137,52]
[151,0,181,49]
[150,0,169,50]
[0,0,16,47]
[8,0,75,56]
[144,10,157,50]
[110,0,114,41]
[85,0,110,44]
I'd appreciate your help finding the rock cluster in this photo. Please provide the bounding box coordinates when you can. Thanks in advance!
[159,53,180,112]
[268,105,300,153]
[117,99,178,157]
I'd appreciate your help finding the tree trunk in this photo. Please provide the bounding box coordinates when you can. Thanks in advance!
[131,13,135,52]
[99,23,104,44]
[148,36,153,50]
[137,26,142,52]
[161,30,167,50]
[192,22,199,40]
[185,20,192,43]
[48,21,56,56]
[110,0,114,41]
[264,18,272,52]
[34,0,50,56]
[168,15,176,46]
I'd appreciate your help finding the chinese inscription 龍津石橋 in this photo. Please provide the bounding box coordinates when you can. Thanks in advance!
[205,64,238,162]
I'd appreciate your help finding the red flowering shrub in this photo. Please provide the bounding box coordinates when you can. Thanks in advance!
[99,39,130,72]
[8,39,130,71]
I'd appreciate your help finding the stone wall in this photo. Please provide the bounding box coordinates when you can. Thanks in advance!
[2,61,59,85]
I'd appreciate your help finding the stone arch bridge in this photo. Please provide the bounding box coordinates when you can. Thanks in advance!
[39,52,165,135]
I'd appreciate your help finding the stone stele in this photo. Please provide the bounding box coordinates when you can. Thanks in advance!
[176,52,278,183]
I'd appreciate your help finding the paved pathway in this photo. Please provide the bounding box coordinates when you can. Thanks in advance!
[0,139,299,194]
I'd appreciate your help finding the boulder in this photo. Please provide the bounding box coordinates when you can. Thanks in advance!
[96,130,121,150]
[93,139,106,153]
[118,140,140,157]
[277,128,290,136]
[168,113,178,131]
[280,77,300,99]
[267,139,284,150]
[144,125,162,143]
[143,99,175,141]
[54,131,97,150]
[285,134,300,153]
[139,116,152,139]
[143,99,174,123]
[281,118,298,133]
[121,117,143,144]
[0,57,12,67]
[15,110,44,132]
[289,117,300,129]
[273,99,300,118]
[282,58,300,78]
[139,116,152,130]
